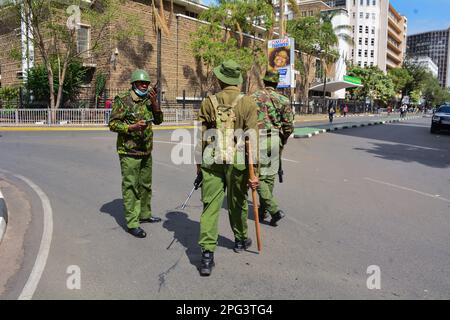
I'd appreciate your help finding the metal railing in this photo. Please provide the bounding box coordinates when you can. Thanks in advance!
[0,108,198,126]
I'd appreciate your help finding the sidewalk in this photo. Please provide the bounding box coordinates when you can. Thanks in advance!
[294,115,421,138]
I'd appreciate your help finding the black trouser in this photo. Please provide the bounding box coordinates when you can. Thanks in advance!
[329,113,334,123]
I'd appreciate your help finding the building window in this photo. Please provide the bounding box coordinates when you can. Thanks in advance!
[364,61,367,67]
[370,50,374,57]
[358,61,362,66]
[352,49,354,57]
[366,13,369,19]
[185,11,198,19]
[365,26,369,33]
[365,38,368,45]
[353,12,356,18]
[359,38,362,45]
[371,27,375,34]
[360,0,363,5]
[370,62,374,66]
[358,49,362,57]
[372,0,376,5]
[360,12,363,18]
[77,25,90,57]
[359,25,363,33]
[302,11,307,17]
[372,13,375,19]
[371,38,375,46]
[364,50,368,57]
[367,0,370,5]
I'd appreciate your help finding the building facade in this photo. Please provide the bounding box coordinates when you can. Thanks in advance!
[323,0,407,72]
[1,0,266,106]
[406,28,450,88]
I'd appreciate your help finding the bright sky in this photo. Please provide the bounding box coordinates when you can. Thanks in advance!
[391,0,450,35]
[201,0,450,36]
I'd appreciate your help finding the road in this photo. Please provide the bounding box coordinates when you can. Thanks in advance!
[0,117,449,299]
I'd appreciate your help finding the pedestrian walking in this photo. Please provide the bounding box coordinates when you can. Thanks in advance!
[109,69,163,238]
[252,70,294,227]
[328,102,335,123]
[196,60,259,276]
[343,104,348,117]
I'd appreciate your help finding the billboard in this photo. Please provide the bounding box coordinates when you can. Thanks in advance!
[268,38,295,88]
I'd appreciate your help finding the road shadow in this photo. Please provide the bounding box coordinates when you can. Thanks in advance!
[163,211,235,269]
[333,123,450,169]
[100,199,127,231]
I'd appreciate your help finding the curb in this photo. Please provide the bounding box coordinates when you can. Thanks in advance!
[0,189,7,245]
[294,116,420,139]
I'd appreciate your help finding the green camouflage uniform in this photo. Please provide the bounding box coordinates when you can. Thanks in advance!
[252,87,294,218]
[198,86,258,252]
[109,89,163,228]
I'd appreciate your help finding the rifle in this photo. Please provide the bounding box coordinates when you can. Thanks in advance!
[180,172,203,210]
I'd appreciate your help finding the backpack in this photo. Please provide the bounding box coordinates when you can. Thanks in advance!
[209,93,244,164]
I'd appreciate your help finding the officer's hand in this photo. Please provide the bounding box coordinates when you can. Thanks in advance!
[248,176,259,190]
[128,120,147,132]
[149,88,157,104]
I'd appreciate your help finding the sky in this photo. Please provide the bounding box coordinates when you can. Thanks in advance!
[392,0,450,35]
[201,0,450,36]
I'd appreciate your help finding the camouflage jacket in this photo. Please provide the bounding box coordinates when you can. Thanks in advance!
[252,87,294,146]
[109,89,163,156]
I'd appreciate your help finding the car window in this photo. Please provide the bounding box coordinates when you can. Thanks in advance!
[437,106,450,113]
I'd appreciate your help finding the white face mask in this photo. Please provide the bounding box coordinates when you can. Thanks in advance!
[132,84,148,97]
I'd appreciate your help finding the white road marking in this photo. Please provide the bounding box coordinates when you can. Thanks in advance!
[364,177,450,203]
[0,169,54,300]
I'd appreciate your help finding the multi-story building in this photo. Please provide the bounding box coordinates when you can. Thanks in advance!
[411,56,439,78]
[407,28,450,88]
[323,0,407,72]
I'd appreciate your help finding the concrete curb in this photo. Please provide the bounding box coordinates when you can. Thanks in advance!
[294,116,420,139]
[0,189,7,245]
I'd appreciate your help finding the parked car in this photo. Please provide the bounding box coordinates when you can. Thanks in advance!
[430,105,450,133]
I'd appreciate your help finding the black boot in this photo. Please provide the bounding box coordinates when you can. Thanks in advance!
[234,238,252,253]
[199,251,215,277]
[270,210,285,227]
[127,227,147,238]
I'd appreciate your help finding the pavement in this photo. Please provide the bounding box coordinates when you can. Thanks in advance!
[294,115,422,138]
[1,116,449,299]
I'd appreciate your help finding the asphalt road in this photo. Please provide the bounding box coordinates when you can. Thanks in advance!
[0,117,449,299]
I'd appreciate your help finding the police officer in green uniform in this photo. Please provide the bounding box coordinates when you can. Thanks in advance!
[109,69,163,238]
[252,70,294,227]
[196,60,259,276]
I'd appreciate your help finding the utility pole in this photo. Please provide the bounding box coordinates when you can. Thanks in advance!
[157,28,162,106]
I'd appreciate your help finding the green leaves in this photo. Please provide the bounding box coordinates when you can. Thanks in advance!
[347,65,395,105]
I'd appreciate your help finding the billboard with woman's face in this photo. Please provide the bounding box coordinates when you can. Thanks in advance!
[268,38,295,88]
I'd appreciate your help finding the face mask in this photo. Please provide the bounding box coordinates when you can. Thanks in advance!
[133,84,148,97]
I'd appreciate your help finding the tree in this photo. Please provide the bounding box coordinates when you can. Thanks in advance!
[347,65,395,106]
[287,16,321,105]
[5,0,142,110]
[190,0,273,93]
[388,68,413,100]
[26,58,86,107]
